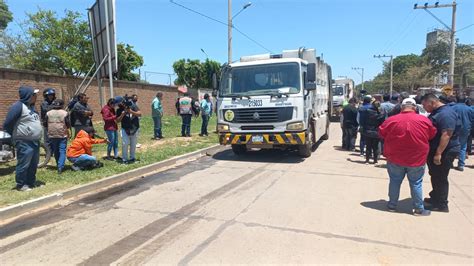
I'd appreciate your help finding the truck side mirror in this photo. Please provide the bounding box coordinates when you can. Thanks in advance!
[307,63,316,82]
[306,83,316,91]
[212,73,218,90]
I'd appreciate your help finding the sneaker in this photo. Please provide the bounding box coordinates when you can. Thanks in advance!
[104,156,115,161]
[136,143,142,148]
[58,168,63,174]
[199,134,204,137]
[387,205,397,212]
[71,165,82,171]
[16,185,32,192]
[424,197,434,205]
[426,205,449,213]
[365,161,369,165]
[454,166,464,172]
[413,209,431,216]
[94,161,104,168]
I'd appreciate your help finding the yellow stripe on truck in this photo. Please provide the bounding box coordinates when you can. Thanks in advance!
[220,132,305,145]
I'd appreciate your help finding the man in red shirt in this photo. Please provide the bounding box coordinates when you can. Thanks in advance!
[379,98,437,216]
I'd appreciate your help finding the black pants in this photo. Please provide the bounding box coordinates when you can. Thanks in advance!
[181,114,192,136]
[343,127,357,150]
[365,137,380,163]
[467,128,474,155]
[426,152,456,207]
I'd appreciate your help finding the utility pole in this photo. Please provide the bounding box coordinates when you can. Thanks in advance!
[374,55,394,97]
[414,1,457,86]
[228,0,232,64]
[351,67,365,92]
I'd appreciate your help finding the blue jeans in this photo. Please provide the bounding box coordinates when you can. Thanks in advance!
[50,138,67,171]
[105,130,118,158]
[15,140,40,187]
[458,130,469,168]
[121,128,138,161]
[201,115,210,135]
[152,116,162,138]
[68,154,97,168]
[181,114,192,136]
[387,162,425,210]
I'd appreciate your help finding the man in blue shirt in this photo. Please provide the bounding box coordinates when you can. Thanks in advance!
[449,95,474,171]
[422,94,461,212]
[199,94,212,137]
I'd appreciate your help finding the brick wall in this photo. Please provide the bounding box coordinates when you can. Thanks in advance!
[0,68,185,124]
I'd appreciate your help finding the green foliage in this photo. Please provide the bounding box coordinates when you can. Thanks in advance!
[173,58,221,89]
[1,8,143,81]
[0,0,12,30]
[421,41,450,76]
[117,43,144,81]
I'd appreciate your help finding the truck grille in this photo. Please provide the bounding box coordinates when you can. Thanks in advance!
[241,125,275,130]
[225,107,293,123]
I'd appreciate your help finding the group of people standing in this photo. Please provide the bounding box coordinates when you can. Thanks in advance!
[340,92,474,216]
[3,86,214,191]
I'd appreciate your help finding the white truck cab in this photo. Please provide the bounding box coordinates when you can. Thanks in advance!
[215,48,332,157]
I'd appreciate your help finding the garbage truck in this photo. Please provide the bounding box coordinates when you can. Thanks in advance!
[331,78,354,117]
[213,48,332,157]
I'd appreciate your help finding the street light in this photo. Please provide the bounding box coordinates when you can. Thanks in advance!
[373,54,394,97]
[200,48,209,59]
[228,1,252,63]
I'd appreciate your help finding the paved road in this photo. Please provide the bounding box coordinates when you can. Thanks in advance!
[1,123,472,264]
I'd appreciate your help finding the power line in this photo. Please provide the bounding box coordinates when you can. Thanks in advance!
[169,0,273,55]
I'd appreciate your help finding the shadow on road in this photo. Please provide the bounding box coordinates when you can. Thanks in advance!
[212,149,304,164]
[361,198,414,215]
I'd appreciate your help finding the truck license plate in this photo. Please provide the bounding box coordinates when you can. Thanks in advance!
[252,135,264,143]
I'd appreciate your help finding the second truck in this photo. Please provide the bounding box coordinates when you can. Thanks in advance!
[213,48,332,157]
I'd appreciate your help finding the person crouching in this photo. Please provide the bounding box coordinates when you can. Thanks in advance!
[66,127,107,171]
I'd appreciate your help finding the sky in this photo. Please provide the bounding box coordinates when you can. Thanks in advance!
[5,0,474,86]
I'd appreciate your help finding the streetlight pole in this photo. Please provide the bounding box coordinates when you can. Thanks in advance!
[414,1,457,86]
[201,48,209,59]
[228,1,252,64]
[351,67,365,92]
[373,55,394,97]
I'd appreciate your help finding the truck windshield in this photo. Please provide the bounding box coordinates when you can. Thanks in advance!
[220,63,301,97]
[332,86,344,96]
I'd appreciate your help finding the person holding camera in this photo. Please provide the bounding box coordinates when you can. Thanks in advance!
[116,96,142,164]
[71,93,93,137]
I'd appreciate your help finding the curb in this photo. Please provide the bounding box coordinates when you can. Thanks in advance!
[0,144,225,224]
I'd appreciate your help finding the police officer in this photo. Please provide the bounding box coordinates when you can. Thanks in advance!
[176,93,195,137]
[41,88,56,151]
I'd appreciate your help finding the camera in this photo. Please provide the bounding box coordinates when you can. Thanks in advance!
[123,94,134,108]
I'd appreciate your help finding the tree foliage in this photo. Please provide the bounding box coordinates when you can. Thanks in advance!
[117,43,144,82]
[173,59,221,89]
[360,41,474,94]
[0,0,12,30]
[1,8,143,81]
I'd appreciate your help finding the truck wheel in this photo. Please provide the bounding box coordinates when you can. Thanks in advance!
[231,144,247,155]
[298,130,313,158]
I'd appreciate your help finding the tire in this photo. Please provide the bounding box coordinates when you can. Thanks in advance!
[38,142,51,168]
[298,129,313,158]
[231,144,247,155]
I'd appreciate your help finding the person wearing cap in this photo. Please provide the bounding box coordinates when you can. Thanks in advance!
[66,127,107,171]
[379,98,437,216]
[421,93,461,212]
[388,92,420,117]
[101,98,120,160]
[71,93,94,137]
[3,86,43,191]
[45,99,71,174]
[199,93,212,137]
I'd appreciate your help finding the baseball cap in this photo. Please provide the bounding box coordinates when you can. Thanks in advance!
[402,98,416,106]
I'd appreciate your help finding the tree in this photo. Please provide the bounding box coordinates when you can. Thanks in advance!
[173,59,221,89]
[117,43,144,82]
[1,8,144,81]
[0,0,12,30]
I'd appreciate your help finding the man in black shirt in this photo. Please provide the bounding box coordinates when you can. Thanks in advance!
[422,94,461,212]
[71,93,93,137]
[342,98,359,151]
[116,97,142,164]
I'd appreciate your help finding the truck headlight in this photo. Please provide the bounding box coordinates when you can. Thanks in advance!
[217,124,230,132]
[286,122,304,131]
